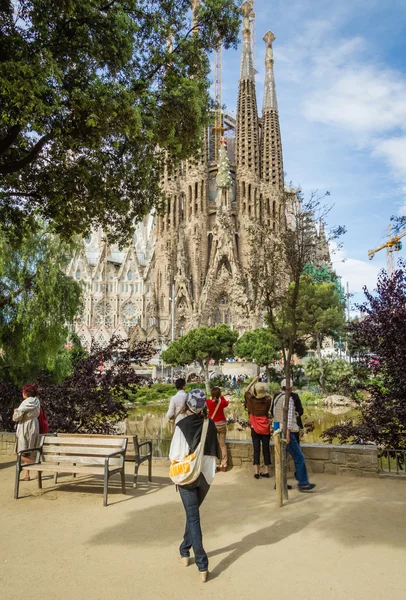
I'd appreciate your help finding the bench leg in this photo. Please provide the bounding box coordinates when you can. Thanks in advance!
[14,462,21,499]
[38,471,42,489]
[54,471,58,485]
[103,469,109,507]
[148,457,152,483]
[133,462,139,489]
[121,469,126,495]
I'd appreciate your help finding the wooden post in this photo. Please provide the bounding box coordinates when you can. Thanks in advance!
[273,429,283,507]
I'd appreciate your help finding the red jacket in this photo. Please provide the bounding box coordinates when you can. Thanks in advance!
[206,397,229,422]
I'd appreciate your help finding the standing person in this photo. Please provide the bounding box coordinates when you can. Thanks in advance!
[165,378,188,424]
[206,387,229,472]
[13,384,41,481]
[169,389,220,583]
[244,376,272,479]
[273,380,316,492]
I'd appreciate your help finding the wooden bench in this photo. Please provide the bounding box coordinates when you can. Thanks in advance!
[56,433,152,488]
[15,435,127,506]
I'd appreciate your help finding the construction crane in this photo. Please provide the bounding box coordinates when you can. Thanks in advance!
[368,224,406,275]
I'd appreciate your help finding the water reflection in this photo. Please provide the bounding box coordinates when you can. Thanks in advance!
[125,402,359,448]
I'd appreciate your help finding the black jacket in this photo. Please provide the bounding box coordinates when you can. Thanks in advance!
[177,414,221,458]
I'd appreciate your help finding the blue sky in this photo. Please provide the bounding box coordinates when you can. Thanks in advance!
[217,0,406,309]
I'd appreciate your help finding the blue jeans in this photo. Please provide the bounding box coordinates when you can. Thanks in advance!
[287,433,309,486]
[178,473,210,572]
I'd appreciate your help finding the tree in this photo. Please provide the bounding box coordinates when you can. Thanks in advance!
[0,336,157,433]
[0,0,240,243]
[323,264,406,449]
[246,191,345,501]
[161,325,238,394]
[0,224,83,385]
[234,328,280,381]
[296,276,346,389]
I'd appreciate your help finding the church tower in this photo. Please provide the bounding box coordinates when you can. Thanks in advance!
[146,8,287,340]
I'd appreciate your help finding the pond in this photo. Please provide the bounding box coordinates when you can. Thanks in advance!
[125,399,359,456]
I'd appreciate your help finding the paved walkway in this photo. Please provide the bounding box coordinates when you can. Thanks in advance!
[0,457,405,600]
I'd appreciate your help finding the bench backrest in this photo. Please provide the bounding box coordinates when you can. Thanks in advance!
[55,433,143,459]
[40,435,127,467]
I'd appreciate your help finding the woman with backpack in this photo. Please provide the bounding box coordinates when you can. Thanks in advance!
[169,389,220,583]
[13,383,41,481]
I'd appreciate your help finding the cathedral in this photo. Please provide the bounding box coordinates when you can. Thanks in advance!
[67,3,328,349]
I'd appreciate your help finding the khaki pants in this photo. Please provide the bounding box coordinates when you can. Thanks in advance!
[215,421,228,468]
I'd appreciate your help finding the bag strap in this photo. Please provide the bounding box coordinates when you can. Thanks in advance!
[173,404,185,421]
[211,398,222,421]
[199,418,210,449]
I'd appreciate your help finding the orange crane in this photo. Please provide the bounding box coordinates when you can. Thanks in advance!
[368,224,406,275]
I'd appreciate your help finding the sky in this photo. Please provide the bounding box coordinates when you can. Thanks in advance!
[217,0,406,311]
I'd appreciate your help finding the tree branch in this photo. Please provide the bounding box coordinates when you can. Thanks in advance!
[0,133,52,175]
[0,124,22,156]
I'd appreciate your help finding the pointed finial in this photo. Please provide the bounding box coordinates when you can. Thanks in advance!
[240,2,255,80]
[262,30,278,111]
[263,31,276,69]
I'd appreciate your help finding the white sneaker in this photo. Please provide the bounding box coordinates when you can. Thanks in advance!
[178,556,189,567]
[199,570,208,583]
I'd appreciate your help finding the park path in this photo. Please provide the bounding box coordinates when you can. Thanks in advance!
[0,458,405,600]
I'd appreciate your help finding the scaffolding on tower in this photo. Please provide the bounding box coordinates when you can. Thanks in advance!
[213,44,224,162]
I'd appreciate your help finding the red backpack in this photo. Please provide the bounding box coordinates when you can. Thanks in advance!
[38,406,49,434]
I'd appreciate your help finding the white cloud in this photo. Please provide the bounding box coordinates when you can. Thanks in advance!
[330,244,382,294]
[304,67,406,135]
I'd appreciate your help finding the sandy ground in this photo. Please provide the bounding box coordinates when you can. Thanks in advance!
[0,457,405,600]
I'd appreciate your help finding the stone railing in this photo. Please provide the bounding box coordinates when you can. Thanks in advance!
[0,432,380,477]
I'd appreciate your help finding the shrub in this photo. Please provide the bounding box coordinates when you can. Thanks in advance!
[300,390,321,404]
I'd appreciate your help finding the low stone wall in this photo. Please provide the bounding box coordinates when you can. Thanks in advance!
[227,440,380,477]
[0,432,15,456]
[0,432,379,477]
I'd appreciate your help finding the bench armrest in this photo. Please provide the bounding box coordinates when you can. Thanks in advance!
[105,449,126,468]
[17,446,43,467]
[137,441,152,453]
[17,446,42,456]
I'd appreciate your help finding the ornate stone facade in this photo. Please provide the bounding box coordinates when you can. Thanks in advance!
[66,215,156,348]
[69,11,329,346]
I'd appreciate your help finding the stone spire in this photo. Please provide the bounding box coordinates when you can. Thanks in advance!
[261,31,284,188]
[236,1,260,175]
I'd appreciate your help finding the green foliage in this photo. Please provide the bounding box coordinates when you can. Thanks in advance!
[299,390,322,404]
[304,357,353,392]
[208,374,233,391]
[234,328,280,368]
[162,325,238,367]
[326,359,353,383]
[115,381,206,405]
[215,142,232,189]
[0,224,83,385]
[162,325,238,394]
[303,262,345,300]
[296,276,346,346]
[0,0,241,243]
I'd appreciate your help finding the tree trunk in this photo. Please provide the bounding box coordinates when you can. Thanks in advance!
[257,364,261,377]
[266,365,271,383]
[316,333,324,391]
[202,360,211,396]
